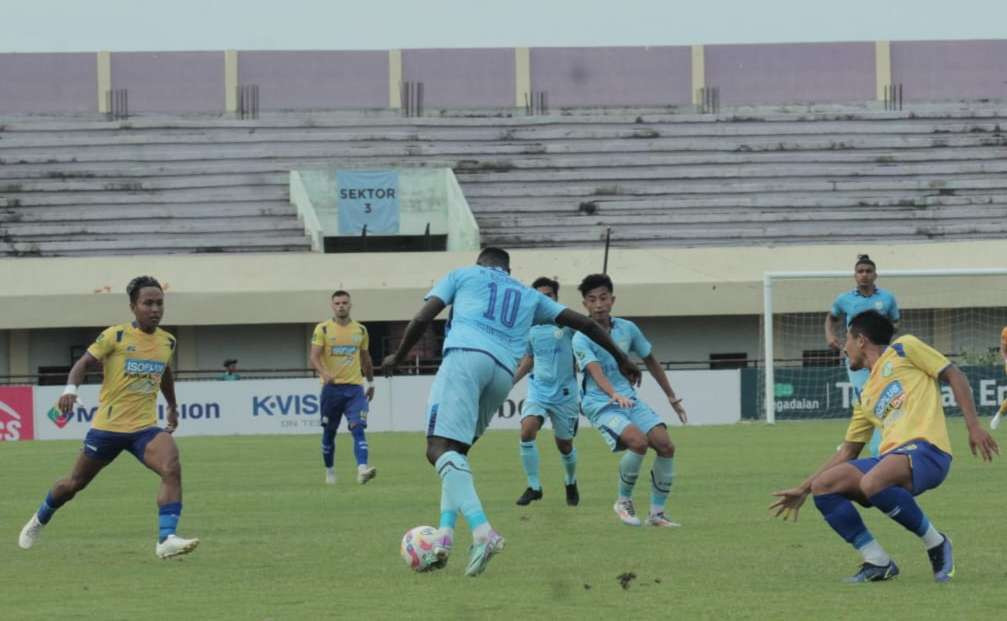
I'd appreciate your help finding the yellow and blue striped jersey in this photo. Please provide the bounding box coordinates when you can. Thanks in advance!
[311,319,369,385]
[846,335,952,455]
[86,323,175,433]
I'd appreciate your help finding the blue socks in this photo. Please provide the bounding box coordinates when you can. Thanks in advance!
[36,491,65,525]
[350,424,368,466]
[435,451,489,536]
[321,428,336,468]
[158,502,182,543]
[618,450,645,498]
[868,486,928,536]
[649,456,674,512]
[814,493,874,549]
[560,447,577,485]
[519,440,541,490]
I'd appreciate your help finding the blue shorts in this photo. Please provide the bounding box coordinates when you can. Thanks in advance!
[521,398,580,441]
[320,383,369,430]
[83,427,163,463]
[850,440,952,496]
[585,399,663,452]
[426,349,513,446]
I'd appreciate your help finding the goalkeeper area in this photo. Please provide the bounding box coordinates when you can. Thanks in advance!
[759,269,1007,422]
[2,423,1004,619]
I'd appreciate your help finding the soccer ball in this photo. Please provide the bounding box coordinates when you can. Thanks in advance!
[400,525,439,571]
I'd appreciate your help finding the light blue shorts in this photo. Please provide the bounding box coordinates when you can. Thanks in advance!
[521,398,580,441]
[585,399,663,452]
[426,349,513,446]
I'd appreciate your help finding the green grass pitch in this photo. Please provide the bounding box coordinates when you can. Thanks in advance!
[2,420,1006,620]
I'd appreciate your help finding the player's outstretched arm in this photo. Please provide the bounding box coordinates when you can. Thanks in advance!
[770,441,863,521]
[58,353,98,414]
[555,309,641,385]
[381,297,446,376]
[160,365,180,433]
[583,362,632,408]
[641,353,687,423]
[939,365,999,461]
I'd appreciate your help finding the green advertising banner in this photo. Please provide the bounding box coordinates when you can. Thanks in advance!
[741,365,1007,420]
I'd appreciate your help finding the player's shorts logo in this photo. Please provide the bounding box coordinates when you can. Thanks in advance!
[553,328,564,339]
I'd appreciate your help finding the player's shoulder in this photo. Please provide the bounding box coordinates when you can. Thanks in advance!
[154,326,176,342]
[875,286,897,299]
[889,334,926,356]
[613,317,641,333]
[351,320,368,335]
[313,319,332,332]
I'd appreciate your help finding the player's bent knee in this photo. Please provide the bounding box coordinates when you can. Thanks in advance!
[555,438,573,454]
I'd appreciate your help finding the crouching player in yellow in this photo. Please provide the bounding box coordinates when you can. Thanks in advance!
[18,276,199,559]
[771,310,997,582]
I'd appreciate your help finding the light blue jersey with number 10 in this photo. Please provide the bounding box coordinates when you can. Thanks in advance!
[426,266,567,374]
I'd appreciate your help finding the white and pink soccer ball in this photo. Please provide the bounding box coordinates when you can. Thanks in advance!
[400,525,439,571]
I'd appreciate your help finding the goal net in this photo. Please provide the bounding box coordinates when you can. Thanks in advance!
[759,269,1007,423]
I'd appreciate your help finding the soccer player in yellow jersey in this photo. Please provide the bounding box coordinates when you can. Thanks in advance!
[310,290,376,485]
[995,326,1007,429]
[18,276,199,559]
[771,310,998,583]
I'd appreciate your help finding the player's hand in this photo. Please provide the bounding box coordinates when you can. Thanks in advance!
[609,393,633,408]
[164,405,179,434]
[670,398,688,424]
[365,385,375,401]
[380,354,399,377]
[617,357,641,386]
[769,487,809,521]
[58,394,78,415]
[967,424,999,461]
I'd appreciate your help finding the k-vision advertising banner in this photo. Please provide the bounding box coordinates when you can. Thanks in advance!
[31,370,742,440]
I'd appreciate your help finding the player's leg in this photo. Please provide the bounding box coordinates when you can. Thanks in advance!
[515,406,545,505]
[319,384,341,484]
[810,459,897,581]
[594,407,648,526]
[19,433,112,549]
[345,385,376,484]
[859,442,954,582]
[462,363,513,576]
[138,429,199,559]
[643,421,679,527]
[551,401,580,506]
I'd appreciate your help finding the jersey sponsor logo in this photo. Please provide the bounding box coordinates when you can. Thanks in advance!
[874,380,905,419]
[124,358,167,375]
[0,387,34,441]
[329,345,357,356]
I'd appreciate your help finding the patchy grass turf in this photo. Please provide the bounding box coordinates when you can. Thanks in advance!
[2,420,1006,620]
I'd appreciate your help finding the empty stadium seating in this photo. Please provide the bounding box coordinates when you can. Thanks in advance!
[2,106,1006,256]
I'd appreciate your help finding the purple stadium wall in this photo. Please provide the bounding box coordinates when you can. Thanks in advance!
[402,48,513,108]
[705,42,875,105]
[110,52,223,113]
[0,53,96,114]
[238,50,388,110]
[891,40,1007,101]
[530,46,692,107]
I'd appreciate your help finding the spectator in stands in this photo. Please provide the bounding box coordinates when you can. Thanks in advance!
[825,254,900,456]
[220,359,241,381]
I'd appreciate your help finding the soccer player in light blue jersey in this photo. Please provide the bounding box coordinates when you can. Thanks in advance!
[510,277,581,507]
[572,273,688,528]
[825,254,900,456]
[381,248,639,577]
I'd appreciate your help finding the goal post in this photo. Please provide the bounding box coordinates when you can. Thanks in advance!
[762,268,1007,424]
